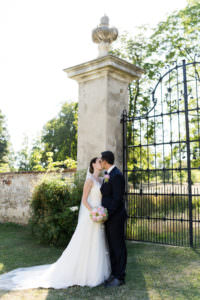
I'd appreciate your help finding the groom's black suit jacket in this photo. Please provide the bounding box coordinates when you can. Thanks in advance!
[100,166,127,220]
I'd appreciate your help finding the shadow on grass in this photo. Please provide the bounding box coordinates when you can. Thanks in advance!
[4,223,200,299]
[0,223,149,299]
[128,241,200,300]
[191,246,200,257]
[45,241,150,300]
[0,222,64,273]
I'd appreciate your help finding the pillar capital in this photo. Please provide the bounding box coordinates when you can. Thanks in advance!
[64,54,143,83]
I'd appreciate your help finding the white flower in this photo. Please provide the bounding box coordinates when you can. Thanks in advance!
[69,206,79,212]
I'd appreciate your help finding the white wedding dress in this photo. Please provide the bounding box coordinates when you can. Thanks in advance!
[0,176,111,290]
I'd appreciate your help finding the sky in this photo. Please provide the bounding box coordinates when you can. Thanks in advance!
[0,0,188,154]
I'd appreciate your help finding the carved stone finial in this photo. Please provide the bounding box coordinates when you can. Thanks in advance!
[92,15,118,57]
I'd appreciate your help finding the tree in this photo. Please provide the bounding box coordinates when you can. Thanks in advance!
[14,101,78,171]
[29,135,45,171]
[112,2,200,117]
[111,2,200,183]
[187,0,200,6]
[16,134,31,171]
[41,102,78,166]
[149,3,200,63]
[0,109,12,172]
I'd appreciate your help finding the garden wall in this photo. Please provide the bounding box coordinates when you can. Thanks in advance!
[0,169,76,225]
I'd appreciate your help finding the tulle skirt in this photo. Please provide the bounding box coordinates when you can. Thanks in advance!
[0,216,111,290]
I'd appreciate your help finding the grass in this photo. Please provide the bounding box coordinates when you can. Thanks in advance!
[1,223,200,299]
[126,192,200,247]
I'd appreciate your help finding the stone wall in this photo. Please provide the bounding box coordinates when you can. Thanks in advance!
[0,169,76,225]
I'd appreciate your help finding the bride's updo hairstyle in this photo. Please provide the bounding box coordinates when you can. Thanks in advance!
[89,157,98,174]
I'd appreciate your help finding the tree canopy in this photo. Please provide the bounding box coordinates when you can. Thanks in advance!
[111,2,200,184]
[15,102,78,172]
[0,109,11,172]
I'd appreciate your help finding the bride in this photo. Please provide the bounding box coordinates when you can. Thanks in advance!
[0,157,111,290]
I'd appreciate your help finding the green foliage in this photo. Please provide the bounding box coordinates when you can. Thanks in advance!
[29,174,79,247]
[29,170,86,247]
[15,102,78,172]
[16,135,31,171]
[149,3,200,63]
[111,3,200,183]
[28,136,45,171]
[128,194,198,218]
[41,102,78,164]
[0,109,11,172]
[45,152,77,172]
[187,0,200,4]
[16,135,77,172]
[112,2,200,120]
[69,169,87,206]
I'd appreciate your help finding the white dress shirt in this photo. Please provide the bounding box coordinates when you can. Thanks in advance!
[106,165,116,174]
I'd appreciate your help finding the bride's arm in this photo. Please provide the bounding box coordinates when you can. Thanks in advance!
[81,178,93,212]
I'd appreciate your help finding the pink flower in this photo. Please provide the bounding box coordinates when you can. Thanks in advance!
[104,174,110,183]
[90,206,108,222]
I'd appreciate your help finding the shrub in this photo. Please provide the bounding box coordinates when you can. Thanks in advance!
[29,174,77,247]
[69,169,87,206]
[29,170,87,247]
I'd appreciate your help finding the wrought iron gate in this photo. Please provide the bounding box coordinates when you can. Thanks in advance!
[121,60,200,247]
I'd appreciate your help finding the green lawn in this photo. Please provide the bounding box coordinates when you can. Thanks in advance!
[0,222,200,300]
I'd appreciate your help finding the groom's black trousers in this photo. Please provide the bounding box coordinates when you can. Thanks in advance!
[105,209,127,281]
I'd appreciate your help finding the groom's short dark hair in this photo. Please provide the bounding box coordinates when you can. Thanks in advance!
[101,151,115,165]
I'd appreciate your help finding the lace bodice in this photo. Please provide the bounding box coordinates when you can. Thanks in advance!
[88,178,102,207]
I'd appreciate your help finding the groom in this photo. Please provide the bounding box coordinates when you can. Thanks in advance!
[100,151,128,287]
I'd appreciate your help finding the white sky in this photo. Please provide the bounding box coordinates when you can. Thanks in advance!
[0,0,187,154]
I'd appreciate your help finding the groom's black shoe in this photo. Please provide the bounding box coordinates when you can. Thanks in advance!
[105,277,125,287]
[103,274,114,287]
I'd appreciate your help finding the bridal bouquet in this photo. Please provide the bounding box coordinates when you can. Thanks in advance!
[90,206,108,223]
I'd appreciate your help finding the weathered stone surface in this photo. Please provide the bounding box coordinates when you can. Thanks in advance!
[92,15,118,57]
[0,170,76,224]
[64,55,144,171]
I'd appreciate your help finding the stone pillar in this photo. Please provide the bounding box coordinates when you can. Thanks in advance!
[64,55,143,171]
[64,16,144,171]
